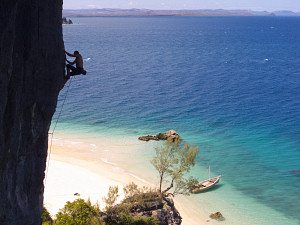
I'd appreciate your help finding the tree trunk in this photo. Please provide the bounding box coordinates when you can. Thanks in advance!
[163,179,174,193]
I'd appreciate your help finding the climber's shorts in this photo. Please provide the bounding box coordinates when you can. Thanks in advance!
[66,64,86,76]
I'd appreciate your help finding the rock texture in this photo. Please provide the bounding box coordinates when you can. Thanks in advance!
[108,194,182,225]
[209,212,224,221]
[153,197,182,225]
[138,130,181,142]
[0,1,65,224]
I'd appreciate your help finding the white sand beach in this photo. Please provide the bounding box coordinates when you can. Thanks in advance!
[43,138,208,224]
[45,134,285,225]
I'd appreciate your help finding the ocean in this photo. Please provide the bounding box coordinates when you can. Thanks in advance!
[55,16,300,224]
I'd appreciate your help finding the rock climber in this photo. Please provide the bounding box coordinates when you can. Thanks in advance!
[65,50,86,79]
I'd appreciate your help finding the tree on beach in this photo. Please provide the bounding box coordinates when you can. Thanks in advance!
[151,142,199,196]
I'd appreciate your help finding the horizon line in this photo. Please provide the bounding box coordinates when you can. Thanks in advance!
[62,8,300,13]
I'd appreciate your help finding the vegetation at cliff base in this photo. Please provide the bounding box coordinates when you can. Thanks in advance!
[43,183,160,225]
[42,142,198,224]
[54,199,103,224]
[42,206,53,225]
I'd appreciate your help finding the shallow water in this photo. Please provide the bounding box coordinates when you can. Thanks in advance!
[54,16,300,224]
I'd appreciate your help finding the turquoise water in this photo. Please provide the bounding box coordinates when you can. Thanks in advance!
[56,16,300,224]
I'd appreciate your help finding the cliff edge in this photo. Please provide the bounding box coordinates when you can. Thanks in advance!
[0,1,65,224]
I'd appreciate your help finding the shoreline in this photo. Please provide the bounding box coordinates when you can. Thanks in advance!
[44,141,203,225]
[44,135,212,224]
[44,132,297,225]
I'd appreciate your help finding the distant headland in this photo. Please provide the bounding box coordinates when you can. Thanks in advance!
[63,8,300,17]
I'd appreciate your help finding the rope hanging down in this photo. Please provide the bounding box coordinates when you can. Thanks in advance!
[44,77,73,185]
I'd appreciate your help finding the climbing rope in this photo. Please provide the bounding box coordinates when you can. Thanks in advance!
[44,77,73,185]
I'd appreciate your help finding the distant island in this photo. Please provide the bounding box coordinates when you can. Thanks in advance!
[62,16,73,24]
[63,8,300,17]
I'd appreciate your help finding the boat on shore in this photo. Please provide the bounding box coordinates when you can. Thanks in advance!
[191,166,221,193]
[191,176,221,193]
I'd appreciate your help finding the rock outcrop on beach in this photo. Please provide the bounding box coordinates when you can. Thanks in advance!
[106,194,182,225]
[138,130,181,142]
[0,0,65,224]
[62,16,73,24]
[209,212,224,221]
[153,197,182,225]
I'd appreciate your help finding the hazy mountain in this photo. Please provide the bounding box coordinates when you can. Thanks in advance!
[63,8,300,17]
[273,10,300,16]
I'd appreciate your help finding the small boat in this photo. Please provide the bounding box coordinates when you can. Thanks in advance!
[191,166,221,193]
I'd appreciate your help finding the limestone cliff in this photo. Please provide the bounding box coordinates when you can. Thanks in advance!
[0,0,65,224]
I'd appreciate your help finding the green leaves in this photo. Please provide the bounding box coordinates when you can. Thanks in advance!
[54,199,103,225]
[123,182,140,199]
[119,213,159,225]
[45,183,161,225]
[103,185,119,212]
[41,206,53,225]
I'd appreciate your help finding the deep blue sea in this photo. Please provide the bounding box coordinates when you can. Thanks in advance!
[57,16,300,223]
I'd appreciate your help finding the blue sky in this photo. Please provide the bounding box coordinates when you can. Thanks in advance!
[63,0,300,12]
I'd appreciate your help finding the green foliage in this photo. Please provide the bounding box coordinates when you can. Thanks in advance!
[42,206,53,225]
[119,213,159,225]
[122,182,160,210]
[137,217,159,225]
[50,184,161,225]
[123,182,141,199]
[119,213,135,224]
[172,176,199,196]
[103,185,119,212]
[123,182,157,199]
[54,199,103,225]
[151,142,199,196]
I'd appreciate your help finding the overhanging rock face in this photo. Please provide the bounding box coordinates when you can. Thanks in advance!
[0,1,65,224]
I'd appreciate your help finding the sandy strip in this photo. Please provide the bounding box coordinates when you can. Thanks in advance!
[43,143,210,224]
[44,145,143,215]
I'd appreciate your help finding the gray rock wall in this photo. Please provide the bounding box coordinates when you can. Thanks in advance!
[0,0,64,224]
